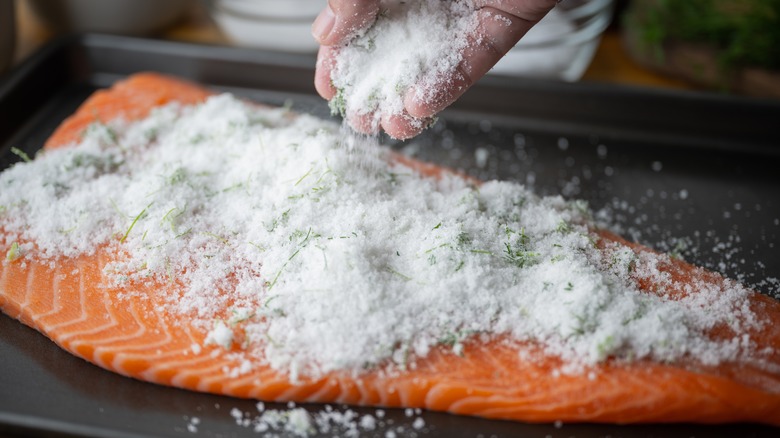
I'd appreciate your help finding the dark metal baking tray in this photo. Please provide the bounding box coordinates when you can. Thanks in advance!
[1,34,778,438]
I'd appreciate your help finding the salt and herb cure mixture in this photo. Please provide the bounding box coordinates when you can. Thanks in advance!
[329,0,478,131]
[0,93,767,380]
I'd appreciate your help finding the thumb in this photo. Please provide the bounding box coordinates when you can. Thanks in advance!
[312,0,381,46]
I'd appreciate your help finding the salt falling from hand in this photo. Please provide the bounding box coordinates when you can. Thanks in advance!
[330,0,477,131]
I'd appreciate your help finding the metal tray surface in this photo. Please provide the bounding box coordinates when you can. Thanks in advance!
[1,34,779,438]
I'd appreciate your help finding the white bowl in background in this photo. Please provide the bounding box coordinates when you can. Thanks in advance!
[217,0,324,19]
[490,0,614,81]
[28,0,190,36]
[207,0,325,54]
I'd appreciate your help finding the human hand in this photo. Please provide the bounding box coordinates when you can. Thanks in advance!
[312,0,560,139]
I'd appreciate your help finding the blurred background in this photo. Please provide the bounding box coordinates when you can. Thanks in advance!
[2,0,779,98]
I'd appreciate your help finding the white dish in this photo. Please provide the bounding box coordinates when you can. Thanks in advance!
[490,0,614,81]
[27,0,189,36]
[208,0,324,54]
[217,0,324,19]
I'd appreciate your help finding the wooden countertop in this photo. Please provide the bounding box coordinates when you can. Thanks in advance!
[11,0,697,92]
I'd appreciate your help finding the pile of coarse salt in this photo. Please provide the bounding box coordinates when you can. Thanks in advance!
[0,93,765,380]
[329,0,477,131]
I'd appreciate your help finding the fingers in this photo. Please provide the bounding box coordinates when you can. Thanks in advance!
[405,1,556,119]
[315,46,338,100]
[316,42,424,139]
[312,0,381,46]
[381,112,427,140]
[348,111,380,136]
[345,110,427,140]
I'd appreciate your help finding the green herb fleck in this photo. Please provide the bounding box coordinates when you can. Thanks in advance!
[556,220,571,233]
[10,147,32,163]
[456,232,471,247]
[6,242,22,262]
[121,204,151,243]
[385,266,412,281]
[329,86,347,117]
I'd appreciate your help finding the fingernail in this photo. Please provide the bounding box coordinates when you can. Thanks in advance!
[312,6,336,42]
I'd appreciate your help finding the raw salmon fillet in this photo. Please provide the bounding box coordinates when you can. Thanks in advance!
[2,73,780,425]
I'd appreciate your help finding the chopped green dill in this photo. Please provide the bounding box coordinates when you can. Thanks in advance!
[423,117,439,130]
[456,232,471,247]
[571,312,588,336]
[555,220,571,233]
[385,266,412,281]
[165,256,174,284]
[668,240,688,261]
[596,335,616,360]
[264,295,279,308]
[432,222,442,230]
[144,127,158,141]
[427,254,436,265]
[550,254,565,263]
[161,206,185,232]
[329,86,347,117]
[396,250,401,256]
[265,209,290,232]
[229,309,255,325]
[294,167,314,186]
[58,224,78,234]
[386,172,400,185]
[221,181,244,193]
[424,242,450,254]
[469,249,492,255]
[454,260,465,272]
[503,238,538,269]
[121,204,151,243]
[438,330,475,356]
[190,133,206,144]
[10,147,32,163]
[268,228,319,290]
[438,332,459,347]
[201,232,229,245]
[290,227,320,246]
[167,167,187,186]
[6,242,21,262]
[108,198,130,218]
[247,241,265,252]
[315,167,335,185]
[564,282,574,291]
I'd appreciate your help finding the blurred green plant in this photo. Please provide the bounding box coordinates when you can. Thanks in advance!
[624,0,780,70]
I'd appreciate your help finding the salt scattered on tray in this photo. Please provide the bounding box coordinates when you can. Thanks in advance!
[215,403,428,437]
